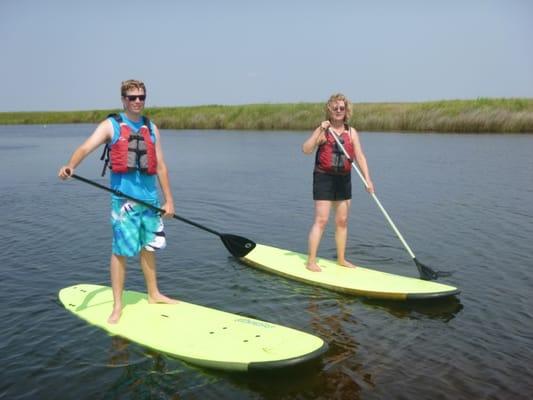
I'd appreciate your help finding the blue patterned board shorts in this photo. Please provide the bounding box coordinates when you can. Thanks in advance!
[111,198,166,257]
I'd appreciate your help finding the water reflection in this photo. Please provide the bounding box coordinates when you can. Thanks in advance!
[104,341,218,398]
[107,337,131,368]
[305,294,375,400]
[361,296,464,322]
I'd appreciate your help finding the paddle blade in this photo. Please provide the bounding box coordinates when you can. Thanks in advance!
[220,234,256,257]
[415,258,452,281]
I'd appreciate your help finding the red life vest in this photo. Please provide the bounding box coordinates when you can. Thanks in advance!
[101,114,157,176]
[314,126,355,175]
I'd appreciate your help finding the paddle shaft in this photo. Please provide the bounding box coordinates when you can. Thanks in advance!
[327,128,417,260]
[71,174,221,237]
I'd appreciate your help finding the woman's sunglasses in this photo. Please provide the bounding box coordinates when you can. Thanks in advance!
[331,106,345,112]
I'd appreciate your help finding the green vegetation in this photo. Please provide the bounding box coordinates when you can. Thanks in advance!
[1,98,532,133]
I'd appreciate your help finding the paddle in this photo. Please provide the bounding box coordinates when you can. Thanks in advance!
[69,173,256,258]
[327,128,451,280]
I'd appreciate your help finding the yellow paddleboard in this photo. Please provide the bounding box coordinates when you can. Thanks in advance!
[241,244,460,300]
[59,284,327,372]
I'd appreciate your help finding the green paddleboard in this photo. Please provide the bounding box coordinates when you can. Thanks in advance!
[241,244,460,300]
[59,284,327,372]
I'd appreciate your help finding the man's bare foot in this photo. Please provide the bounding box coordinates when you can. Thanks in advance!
[148,293,179,304]
[339,260,357,269]
[306,262,322,272]
[107,307,122,324]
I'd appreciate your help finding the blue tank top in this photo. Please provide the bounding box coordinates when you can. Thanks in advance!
[109,113,158,202]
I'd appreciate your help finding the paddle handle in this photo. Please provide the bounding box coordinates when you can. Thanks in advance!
[70,174,221,237]
[327,128,417,259]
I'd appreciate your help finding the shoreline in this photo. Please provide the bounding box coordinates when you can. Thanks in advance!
[1,98,532,133]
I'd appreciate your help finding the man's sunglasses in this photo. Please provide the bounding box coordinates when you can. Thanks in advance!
[124,95,146,102]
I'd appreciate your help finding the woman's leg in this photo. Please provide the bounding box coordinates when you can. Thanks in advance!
[335,199,357,268]
[306,200,332,272]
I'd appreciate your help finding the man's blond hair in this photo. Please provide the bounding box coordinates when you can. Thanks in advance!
[121,79,146,97]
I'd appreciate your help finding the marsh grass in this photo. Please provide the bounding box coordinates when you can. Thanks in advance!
[1,98,532,133]
[349,98,533,133]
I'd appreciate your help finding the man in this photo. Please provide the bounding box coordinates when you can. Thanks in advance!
[58,79,177,323]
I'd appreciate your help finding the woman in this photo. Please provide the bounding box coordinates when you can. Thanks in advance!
[302,93,374,272]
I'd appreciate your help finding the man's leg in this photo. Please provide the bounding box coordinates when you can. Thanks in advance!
[108,254,127,324]
[140,249,178,304]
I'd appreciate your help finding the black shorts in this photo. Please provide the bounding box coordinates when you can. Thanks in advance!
[313,172,352,201]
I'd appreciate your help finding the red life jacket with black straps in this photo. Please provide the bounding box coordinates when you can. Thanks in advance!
[314,125,355,175]
[100,113,157,176]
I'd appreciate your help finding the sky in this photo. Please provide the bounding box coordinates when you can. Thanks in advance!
[1,0,532,112]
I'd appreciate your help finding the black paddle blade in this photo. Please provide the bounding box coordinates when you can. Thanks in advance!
[220,234,256,258]
[415,258,452,281]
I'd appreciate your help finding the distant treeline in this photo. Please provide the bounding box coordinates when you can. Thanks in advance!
[1,98,532,133]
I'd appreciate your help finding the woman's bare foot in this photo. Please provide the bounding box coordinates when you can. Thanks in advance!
[107,306,122,324]
[339,260,357,269]
[148,292,179,304]
[306,262,322,272]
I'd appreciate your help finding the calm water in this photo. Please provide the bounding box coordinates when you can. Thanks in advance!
[1,124,532,399]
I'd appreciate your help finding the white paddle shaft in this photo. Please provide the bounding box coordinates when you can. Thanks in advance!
[327,128,416,259]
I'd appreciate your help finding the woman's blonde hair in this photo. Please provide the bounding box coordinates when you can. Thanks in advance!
[121,79,146,97]
[325,93,352,122]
